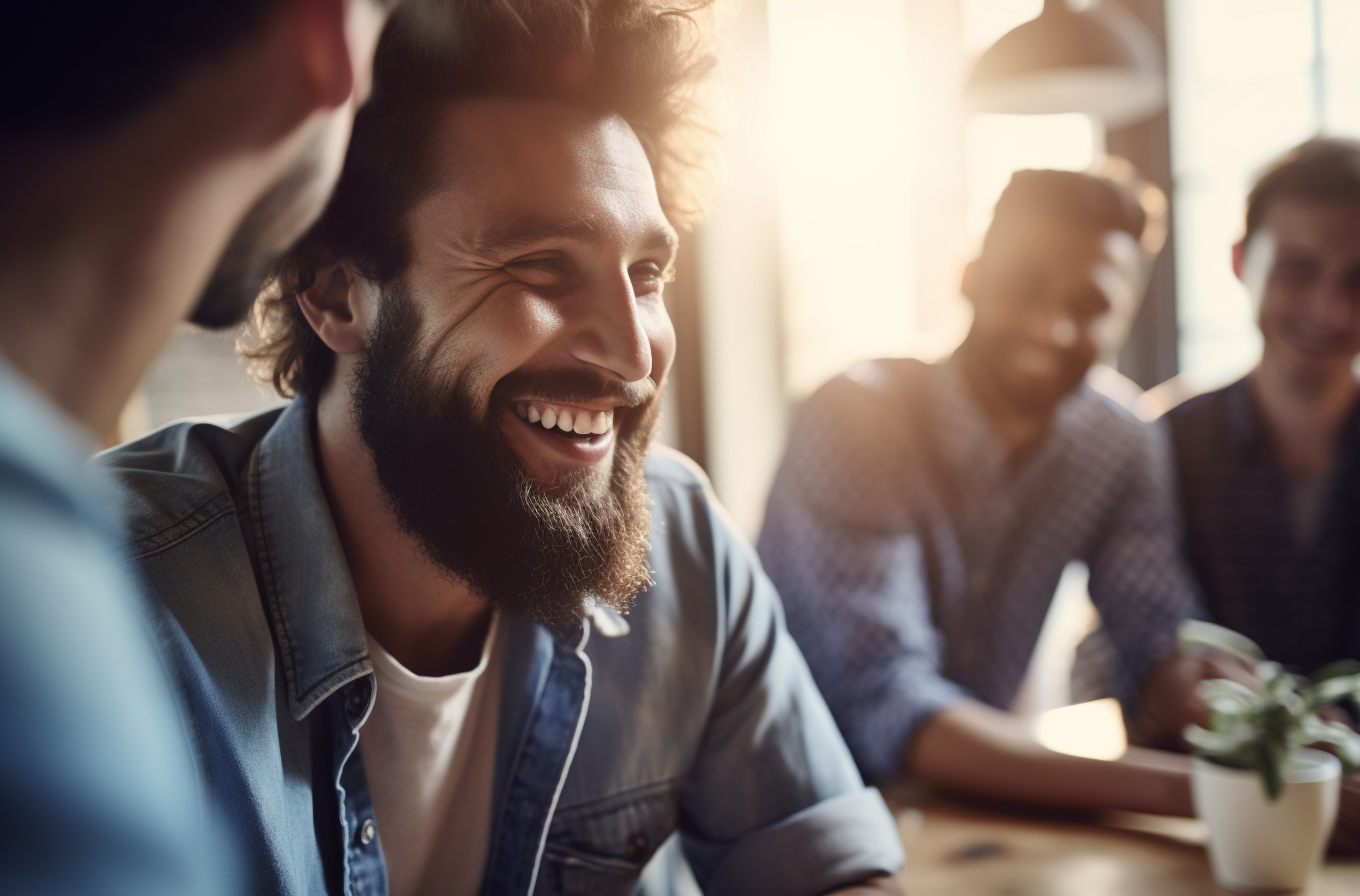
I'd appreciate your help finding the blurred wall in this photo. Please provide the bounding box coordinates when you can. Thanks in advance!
[693,0,788,538]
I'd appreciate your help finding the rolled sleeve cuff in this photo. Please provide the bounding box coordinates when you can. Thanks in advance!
[1114,602,1202,690]
[699,787,905,896]
[848,672,970,783]
[1125,627,1180,688]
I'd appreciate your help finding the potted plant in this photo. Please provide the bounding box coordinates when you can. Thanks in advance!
[1179,620,1360,893]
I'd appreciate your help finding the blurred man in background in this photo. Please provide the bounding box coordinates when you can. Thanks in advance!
[1165,139,1360,851]
[96,3,907,894]
[1168,138,1360,677]
[0,1,394,892]
[759,168,1217,818]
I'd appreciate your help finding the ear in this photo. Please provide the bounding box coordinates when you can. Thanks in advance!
[297,263,375,355]
[1231,240,1246,281]
[291,0,357,110]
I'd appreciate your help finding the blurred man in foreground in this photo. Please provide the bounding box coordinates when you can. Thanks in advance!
[760,168,1216,817]
[0,2,393,892]
[1166,139,1360,851]
[97,3,906,894]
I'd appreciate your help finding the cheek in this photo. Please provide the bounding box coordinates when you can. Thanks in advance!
[442,289,568,381]
[1257,291,1294,335]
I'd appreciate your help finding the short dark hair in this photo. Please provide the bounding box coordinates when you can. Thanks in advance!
[243,0,720,398]
[3,3,283,137]
[986,168,1150,254]
[1244,137,1360,243]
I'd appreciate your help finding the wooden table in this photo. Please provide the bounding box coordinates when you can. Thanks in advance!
[882,785,1360,895]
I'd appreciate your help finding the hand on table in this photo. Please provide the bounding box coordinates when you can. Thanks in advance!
[1139,651,1258,749]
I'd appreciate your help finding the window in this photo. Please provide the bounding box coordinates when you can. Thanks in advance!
[1168,0,1360,386]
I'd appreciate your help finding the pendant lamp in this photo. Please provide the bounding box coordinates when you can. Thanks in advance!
[965,0,1165,127]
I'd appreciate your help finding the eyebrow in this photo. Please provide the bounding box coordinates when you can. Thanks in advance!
[475,214,678,257]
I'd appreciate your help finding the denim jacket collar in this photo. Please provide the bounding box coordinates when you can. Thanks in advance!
[250,397,372,720]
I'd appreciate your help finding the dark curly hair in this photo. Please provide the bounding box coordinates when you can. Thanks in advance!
[1245,137,1360,244]
[988,166,1150,250]
[241,0,721,398]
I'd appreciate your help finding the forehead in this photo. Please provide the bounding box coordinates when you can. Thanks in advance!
[1260,197,1360,253]
[416,97,666,245]
[988,209,1134,272]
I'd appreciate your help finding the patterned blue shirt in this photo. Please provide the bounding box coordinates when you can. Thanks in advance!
[756,355,1202,781]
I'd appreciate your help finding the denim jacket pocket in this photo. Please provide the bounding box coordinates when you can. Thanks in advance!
[537,779,680,896]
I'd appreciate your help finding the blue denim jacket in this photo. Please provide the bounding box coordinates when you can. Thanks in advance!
[98,398,903,896]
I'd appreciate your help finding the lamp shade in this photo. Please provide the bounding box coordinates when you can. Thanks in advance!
[965,0,1165,128]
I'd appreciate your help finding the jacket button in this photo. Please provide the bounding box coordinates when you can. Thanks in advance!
[626,835,649,860]
[346,686,369,722]
[359,818,377,846]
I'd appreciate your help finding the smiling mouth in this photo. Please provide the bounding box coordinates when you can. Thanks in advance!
[513,400,615,440]
[1284,330,1351,358]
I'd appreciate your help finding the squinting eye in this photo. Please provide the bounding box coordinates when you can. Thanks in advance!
[505,256,573,289]
[630,262,670,295]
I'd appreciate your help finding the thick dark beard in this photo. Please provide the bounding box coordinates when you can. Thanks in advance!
[351,282,658,623]
[191,153,324,329]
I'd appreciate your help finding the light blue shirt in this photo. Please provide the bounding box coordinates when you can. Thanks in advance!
[97,397,904,896]
[0,355,213,895]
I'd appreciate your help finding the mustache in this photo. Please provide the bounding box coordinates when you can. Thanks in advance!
[490,366,659,410]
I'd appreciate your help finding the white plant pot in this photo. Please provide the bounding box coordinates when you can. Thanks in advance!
[1191,748,1341,893]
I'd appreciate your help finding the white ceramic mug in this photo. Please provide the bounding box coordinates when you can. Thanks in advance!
[1191,748,1341,893]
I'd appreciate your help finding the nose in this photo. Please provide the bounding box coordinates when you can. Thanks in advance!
[1049,316,1079,348]
[566,266,653,384]
[1021,306,1077,351]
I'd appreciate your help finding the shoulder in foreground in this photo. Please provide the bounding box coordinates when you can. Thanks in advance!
[93,409,282,548]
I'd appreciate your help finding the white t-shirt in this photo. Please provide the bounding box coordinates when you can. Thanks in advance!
[359,616,503,896]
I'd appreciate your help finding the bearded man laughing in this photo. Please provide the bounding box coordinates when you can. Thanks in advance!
[96,2,904,895]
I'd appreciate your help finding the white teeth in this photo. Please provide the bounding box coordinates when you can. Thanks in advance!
[525,403,613,436]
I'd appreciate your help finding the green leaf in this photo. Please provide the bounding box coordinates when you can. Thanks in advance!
[1311,659,1360,683]
[1179,620,1265,666]
[1197,677,1260,714]
[1304,672,1360,710]
[1186,723,1255,758]
[1301,716,1360,770]
[1260,741,1285,801]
